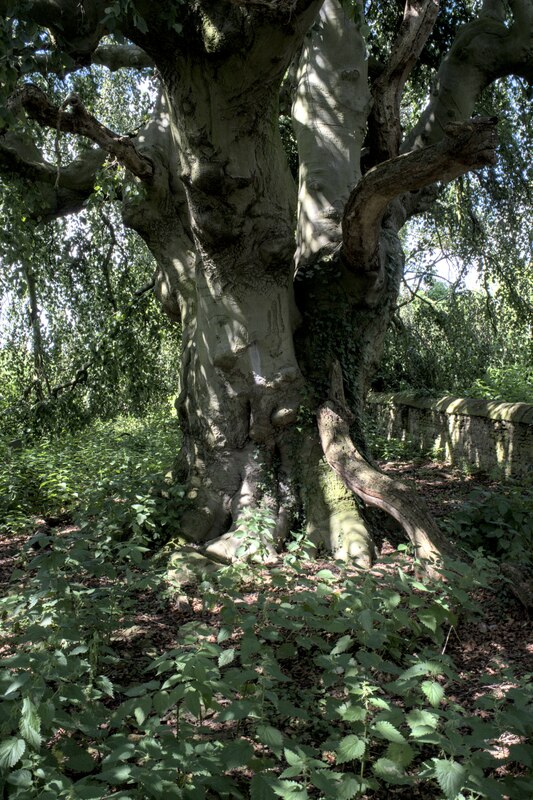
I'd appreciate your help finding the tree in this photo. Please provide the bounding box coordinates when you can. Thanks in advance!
[0,0,531,567]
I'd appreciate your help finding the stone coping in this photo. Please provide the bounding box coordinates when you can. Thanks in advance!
[367,392,533,424]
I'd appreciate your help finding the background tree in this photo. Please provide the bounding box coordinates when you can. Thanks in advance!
[0,0,531,567]
[0,65,179,435]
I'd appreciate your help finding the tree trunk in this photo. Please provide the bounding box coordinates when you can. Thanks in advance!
[120,3,453,570]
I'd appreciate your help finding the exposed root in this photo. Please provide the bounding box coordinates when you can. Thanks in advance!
[299,436,375,567]
[317,363,453,572]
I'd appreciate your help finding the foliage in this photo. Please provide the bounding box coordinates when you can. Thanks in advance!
[377,282,532,402]
[0,200,180,438]
[463,365,533,404]
[1,413,531,798]
[365,424,423,463]
[0,412,181,536]
[376,73,532,401]
[443,487,533,566]
[0,61,179,439]
[1,516,532,798]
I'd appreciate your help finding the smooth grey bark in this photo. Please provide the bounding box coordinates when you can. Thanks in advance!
[120,1,324,560]
[405,0,533,151]
[293,0,370,272]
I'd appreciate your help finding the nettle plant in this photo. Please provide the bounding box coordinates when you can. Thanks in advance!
[1,525,532,800]
[444,488,533,566]
[0,413,181,537]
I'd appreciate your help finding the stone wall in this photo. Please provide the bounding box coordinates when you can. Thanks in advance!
[367,393,533,480]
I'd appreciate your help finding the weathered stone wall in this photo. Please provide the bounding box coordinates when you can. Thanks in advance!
[367,393,533,480]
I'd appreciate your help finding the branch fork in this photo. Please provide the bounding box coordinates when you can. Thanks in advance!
[10,83,154,182]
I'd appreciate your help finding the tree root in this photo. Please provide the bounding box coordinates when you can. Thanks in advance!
[317,363,453,572]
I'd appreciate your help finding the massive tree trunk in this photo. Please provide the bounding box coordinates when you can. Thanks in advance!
[3,0,529,570]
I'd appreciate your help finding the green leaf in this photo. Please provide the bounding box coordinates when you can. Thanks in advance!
[331,635,353,655]
[338,774,365,800]
[0,737,26,769]
[256,725,283,755]
[3,673,30,697]
[372,720,406,744]
[97,675,115,697]
[272,779,308,799]
[6,768,32,787]
[406,708,439,735]
[218,647,236,668]
[153,690,171,715]
[280,766,303,779]
[386,742,414,768]
[316,569,335,581]
[373,757,406,783]
[421,680,445,707]
[63,741,97,774]
[337,701,366,722]
[418,611,437,632]
[336,734,365,764]
[433,759,466,799]
[398,661,442,682]
[95,764,133,784]
[20,697,41,748]
[251,773,277,800]
[134,695,152,726]
[284,748,304,767]
[358,609,374,634]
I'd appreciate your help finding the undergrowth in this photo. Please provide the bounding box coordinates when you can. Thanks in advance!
[0,419,532,798]
[443,487,533,567]
[0,413,181,537]
[1,529,532,798]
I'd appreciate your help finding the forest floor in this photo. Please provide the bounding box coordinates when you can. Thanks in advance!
[0,456,531,799]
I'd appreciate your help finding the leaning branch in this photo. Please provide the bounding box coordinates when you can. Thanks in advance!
[342,117,498,271]
[369,0,439,163]
[10,83,154,181]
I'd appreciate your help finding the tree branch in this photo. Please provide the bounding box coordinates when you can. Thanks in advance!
[0,130,107,219]
[369,0,439,163]
[29,44,153,74]
[92,44,153,71]
[342,117,498,271]
[404,2,533,151]
[10,83,154,181]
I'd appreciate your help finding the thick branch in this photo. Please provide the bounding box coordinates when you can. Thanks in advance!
[369,0,439,163]
[0,130,106,219]
[405,2,533,151]
[29,44,153,74]
[11,83,153,181]
[92,44,153,71]
[342,117,498,270]
[1,0,109,62]
[293,0,370,271]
